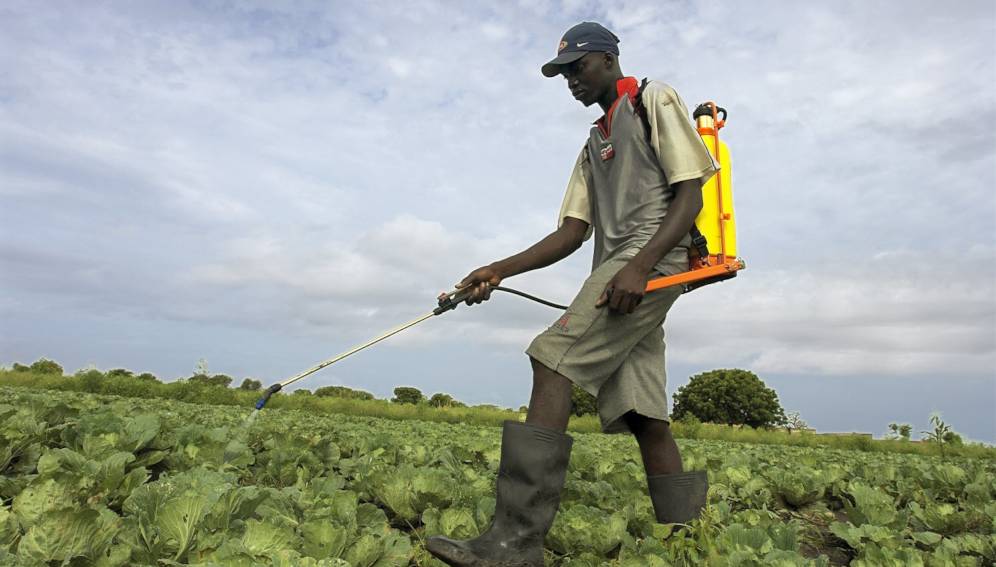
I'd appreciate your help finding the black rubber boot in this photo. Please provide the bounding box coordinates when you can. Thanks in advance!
[426,420,573,567]
[647,470,708,524]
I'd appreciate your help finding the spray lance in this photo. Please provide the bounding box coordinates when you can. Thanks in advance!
[250,285,568,418]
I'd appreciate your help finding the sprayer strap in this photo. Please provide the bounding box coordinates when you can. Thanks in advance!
[633,78,709,260]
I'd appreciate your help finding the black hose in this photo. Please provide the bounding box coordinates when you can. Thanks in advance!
[492,286,568,310]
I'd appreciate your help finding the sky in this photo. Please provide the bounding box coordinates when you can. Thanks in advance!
[1,1,994,442]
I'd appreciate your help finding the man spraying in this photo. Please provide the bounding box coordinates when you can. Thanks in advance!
[427,22,715,566]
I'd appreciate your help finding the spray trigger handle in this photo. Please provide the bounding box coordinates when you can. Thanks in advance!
[434,288,473,315]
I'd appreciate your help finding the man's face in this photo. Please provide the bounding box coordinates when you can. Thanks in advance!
[560,52,612,107]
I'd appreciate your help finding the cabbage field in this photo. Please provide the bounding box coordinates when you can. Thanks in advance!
[0,386,993,566]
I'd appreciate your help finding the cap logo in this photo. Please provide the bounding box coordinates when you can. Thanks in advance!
[558,40,567,52]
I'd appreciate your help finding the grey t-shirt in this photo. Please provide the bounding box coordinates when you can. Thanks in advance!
[557,80,718,276]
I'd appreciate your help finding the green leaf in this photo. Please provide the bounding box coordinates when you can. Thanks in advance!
[0,505,18,550]
[16,506,120,563]
[433,507,477,540]
[722,523,774,554]
[844,482,901,527]
[911,531,942,547]
[344,532,382,567]
[355,503,389,531]
[122,468,233,560]
[299,520,349,559]
[241,519,299,557]
[371,532,412,566]
[121,414,162,452]
[829,521,894,551]
[548,504,629,555]
[11,478,76,528]
[159,492,217,558]
[93,543,133,567]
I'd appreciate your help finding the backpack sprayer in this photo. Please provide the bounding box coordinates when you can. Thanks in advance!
[249,101,744,419]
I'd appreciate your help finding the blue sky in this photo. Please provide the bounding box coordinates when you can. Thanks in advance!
[2,1,994,442]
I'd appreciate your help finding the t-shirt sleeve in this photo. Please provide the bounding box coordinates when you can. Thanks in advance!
[557,145,593,241]
[645,83,719,187]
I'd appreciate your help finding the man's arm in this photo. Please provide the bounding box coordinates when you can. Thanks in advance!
[595,178,703,313]
[455,216,590,305]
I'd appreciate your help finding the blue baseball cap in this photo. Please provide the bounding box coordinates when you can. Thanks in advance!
[541,22,620,78]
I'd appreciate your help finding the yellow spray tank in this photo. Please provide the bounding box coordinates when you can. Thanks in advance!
[644,101,745,294]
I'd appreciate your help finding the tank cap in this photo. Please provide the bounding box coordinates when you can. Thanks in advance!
[693,103,727,122]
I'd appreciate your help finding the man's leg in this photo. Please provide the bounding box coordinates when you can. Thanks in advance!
[426,357,574,566]
[624,411,683,475]
[626,411,708,525]
[526,357,574,432]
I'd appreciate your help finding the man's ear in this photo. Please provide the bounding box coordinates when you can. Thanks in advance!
[602,53,615,69]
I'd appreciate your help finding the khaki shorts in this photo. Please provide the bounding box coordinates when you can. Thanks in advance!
[525,255,682,434]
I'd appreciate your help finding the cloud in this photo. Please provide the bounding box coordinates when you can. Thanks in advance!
[667,250,996,376]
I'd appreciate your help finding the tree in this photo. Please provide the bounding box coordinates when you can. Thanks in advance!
[12,362,31,372]
[785,411,809,432]
[429,393,456,408]
[29,358,64,375]
[239,378,263,391]
[922,413,961,456]
[136,372,158,382]
[212,374,233,387]
[887,422,912,441]
[570,384,598,417]
[315,385,375,400]
[107,368,134,379]
[392,386,425,405]
[672,368,787,428]
[194,358,209,376]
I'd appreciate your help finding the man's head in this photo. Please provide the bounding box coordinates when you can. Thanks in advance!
[541,22,623,108]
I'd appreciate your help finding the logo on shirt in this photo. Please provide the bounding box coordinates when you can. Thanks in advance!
[553,314,571,333]
[600,143,615,161]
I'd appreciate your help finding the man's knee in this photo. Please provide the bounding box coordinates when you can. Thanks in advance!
[624,411,671,438]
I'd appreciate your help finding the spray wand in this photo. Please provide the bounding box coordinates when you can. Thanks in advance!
[250,286,567,417]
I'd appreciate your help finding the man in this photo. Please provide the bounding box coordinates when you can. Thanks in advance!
[426,22,716,566]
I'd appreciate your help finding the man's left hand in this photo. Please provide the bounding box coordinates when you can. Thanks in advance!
[596,261,651,314]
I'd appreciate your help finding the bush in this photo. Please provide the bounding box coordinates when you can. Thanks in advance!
[391,386,425,405]
[570,384,597,417]
[30,358,64,375]
[674,413,702,438]
[428,393,456,408]
[239,378,263,391]
[672,368,786,428]
[188,374,233,388]
[315,385,374,400]
[76,369,105,392]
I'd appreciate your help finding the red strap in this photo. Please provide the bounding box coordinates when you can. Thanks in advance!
[596,77,639,137]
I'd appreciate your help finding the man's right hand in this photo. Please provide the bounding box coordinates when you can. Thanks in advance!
[448,265,503,306]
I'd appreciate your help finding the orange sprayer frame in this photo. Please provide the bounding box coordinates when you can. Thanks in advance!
[642,101,745,294]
